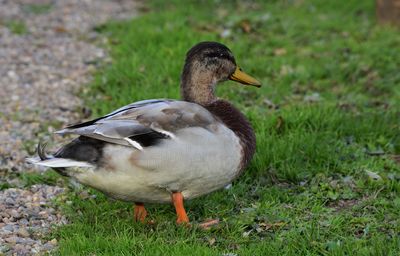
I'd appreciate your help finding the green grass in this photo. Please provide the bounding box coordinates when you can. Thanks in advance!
[51,0,400,255]
[1,19,27,34]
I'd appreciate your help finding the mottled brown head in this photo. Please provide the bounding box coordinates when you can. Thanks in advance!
[181,42,261,105]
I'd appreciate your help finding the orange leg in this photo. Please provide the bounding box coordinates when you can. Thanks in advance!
[133,202,147,223]
[171,192,189,224]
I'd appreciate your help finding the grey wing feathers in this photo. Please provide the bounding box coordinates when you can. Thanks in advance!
[55,99,217,148]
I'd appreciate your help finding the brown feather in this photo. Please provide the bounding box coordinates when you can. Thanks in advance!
[205,100,256,172]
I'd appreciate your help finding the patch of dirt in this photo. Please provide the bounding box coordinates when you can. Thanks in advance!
[327,199,359,212]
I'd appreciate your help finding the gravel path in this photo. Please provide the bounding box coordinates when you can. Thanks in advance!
[0,0,136,254]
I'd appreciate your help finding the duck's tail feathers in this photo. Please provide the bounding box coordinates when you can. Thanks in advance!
[28,158,94,168]
[26,142,94,168]
[26,142,52,165]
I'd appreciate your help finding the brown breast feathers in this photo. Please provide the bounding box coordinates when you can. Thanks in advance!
[205,100,256,171]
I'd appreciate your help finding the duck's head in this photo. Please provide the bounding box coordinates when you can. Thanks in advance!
[181,42,261,105]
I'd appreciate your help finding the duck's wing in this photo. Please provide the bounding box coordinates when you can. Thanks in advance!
[55,99,217,150]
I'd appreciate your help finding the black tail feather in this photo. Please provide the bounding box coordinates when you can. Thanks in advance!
[38,142,50,160]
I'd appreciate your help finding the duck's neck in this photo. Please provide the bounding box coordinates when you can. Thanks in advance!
[180,62,217,105]
[205,100,256,170]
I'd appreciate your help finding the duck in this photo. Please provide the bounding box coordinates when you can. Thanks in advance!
[27,41,261,227]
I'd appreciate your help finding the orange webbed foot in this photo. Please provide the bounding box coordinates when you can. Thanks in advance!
[171,192,189,225]
[133,202,147,223]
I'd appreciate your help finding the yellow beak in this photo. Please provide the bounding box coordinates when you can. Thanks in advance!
[229,66,261,87]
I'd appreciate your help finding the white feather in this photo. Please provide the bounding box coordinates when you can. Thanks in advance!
[124,137,143,150]
[151,126,176,139]
[30,158,94,168]
[26,157,41,164]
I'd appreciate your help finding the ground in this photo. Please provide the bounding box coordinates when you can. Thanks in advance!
[2,0,400,255]
[0,0,135,254]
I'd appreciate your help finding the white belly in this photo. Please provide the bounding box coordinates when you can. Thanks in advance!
[73,124,242,203]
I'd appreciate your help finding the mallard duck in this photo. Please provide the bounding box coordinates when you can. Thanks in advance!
[28,42,261,226]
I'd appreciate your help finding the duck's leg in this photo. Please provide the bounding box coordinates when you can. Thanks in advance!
[133,202,147,222]
[171,192,189,224]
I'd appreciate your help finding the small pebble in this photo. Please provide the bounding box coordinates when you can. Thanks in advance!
[5,198,15,205]
[3,224,15,232]
[17,228,30,238]
[10,209,20,218]
[5,236,18,244]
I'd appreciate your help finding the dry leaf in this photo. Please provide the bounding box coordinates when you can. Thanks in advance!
[208,237,216,246]
[239,19,251,33]
[256,221,287,232]
[304,92,321,102]
[263,98,276,109]
[365,170,382,180]
[274,48,287,56]
[280,65,293,76]
[391,155,400,165]
[275,116,284,133]
[53,26,68,33]
[242,230,252,237]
